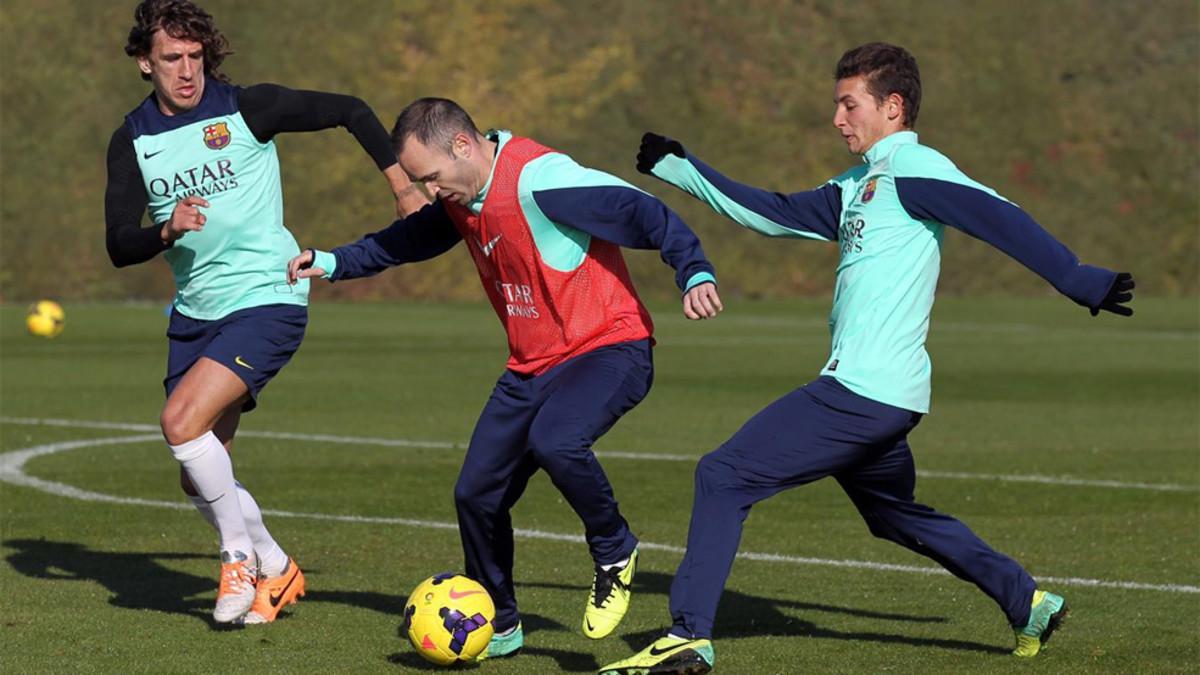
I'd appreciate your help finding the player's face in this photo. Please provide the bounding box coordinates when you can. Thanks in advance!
[400,133,488,206]
[833,76,902,155]
[138,31,205,116]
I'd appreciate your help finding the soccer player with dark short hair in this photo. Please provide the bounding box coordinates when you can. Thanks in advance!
[288,97,723,659]
[600,42,1134,674]
[104,0,428,625]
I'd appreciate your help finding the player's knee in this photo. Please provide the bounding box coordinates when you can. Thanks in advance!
[159,400,209,446]
[861,512,903,542]
[527,427,588,469]
[453,475,487,512]
[695,450,727,485]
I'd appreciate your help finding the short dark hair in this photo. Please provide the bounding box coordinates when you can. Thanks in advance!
[390,98,482,157]
[835,43,921,128]
[125,0,231,83]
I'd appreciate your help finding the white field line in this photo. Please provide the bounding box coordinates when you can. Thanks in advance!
[0,431,1198,595]
[2,416,1197,493]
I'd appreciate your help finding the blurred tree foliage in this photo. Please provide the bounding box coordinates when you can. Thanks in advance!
[1,0,1196,303]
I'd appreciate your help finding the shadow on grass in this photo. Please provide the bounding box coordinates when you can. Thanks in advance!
[519,570,1009,656]
[3,539,599,669]
[3,537,236,630]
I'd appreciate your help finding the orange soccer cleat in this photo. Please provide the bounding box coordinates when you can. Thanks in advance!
[241,557,306,624]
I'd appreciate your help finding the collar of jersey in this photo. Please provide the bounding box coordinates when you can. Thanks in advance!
[466,129,513,215]
[862,130,918,165]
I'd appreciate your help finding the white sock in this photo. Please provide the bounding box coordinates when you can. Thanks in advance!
[600,556,630,572]
[188,494,219,532]
[235,481,288,577]
[666,632,692,642]
[169,431,254,557]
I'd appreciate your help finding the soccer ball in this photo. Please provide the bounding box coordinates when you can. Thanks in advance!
[26,300,65,338]
[402,573,495,665]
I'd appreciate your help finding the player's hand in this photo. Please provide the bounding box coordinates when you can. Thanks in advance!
[637,132,686,175]
[162,196,209,243]
[683,282,723,320]
[286,248,325,285]
[1091,272,1135,316]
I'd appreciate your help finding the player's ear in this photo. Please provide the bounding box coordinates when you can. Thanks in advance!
[137,55,152,76]
[451,132,472,160]
[886,93,904,123]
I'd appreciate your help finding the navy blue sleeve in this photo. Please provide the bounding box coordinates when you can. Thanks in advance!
[329,200,462,281]
[532,186,715,292]
[682,154,842,241]
[896,177,1117,309]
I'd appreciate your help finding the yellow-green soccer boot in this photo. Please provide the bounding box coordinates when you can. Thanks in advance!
[1013,590,1068,657]
[598,634,714,675]
[583,549,638,639]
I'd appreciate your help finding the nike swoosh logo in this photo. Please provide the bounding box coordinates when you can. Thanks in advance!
[269,570,300,607]
[649,643,689,657]
[479,234,502,257]
[585,618,595,632]
[234,356,254,370]
[142,149,165,159]
[448,587,483,600]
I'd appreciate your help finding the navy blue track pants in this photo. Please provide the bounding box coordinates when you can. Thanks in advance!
[669,376,1037,638]
[455,339,650,632]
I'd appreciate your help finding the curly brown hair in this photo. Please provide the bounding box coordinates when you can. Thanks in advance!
[124,0,232,83]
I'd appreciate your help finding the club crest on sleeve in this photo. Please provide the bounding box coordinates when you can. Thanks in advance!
[861,179,877,203]
[203,122,231,150]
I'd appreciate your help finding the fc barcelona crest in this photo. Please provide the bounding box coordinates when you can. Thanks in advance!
[203,122,231,150]
[861,178,877,203]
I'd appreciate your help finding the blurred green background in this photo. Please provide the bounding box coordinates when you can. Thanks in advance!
[1,0,1197,303]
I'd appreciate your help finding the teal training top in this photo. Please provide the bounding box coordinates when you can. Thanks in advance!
[650,130,1118,412]
[125,81,305,320]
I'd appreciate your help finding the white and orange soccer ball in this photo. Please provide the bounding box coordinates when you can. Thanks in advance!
[402,573,495,666]
[26,300,65,338]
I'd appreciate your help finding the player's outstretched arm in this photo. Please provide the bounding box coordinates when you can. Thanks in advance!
[238,84,429,218]
[893,146,1134,317]
[287,201,461,284]
[636,132,840,241]
[522,153,721,316]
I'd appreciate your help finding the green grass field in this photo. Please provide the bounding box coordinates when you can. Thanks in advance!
[1,299,1197,673]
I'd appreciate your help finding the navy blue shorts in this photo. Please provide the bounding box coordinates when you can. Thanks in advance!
[164,304,307,412]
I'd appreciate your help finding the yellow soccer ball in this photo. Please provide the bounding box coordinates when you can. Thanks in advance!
[26,300,65,338]
[402,573,495,666]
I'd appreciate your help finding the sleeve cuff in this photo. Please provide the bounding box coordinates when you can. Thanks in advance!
[312,249,338,279]
[683,271,716,293]
[651,153,696,188]
[1060,263,1116,309]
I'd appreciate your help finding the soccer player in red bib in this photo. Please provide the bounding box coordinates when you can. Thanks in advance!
[288,98,722,658]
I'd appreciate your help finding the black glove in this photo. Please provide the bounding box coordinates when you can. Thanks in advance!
[637,132,686,175]
[1091,272,1135,316]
